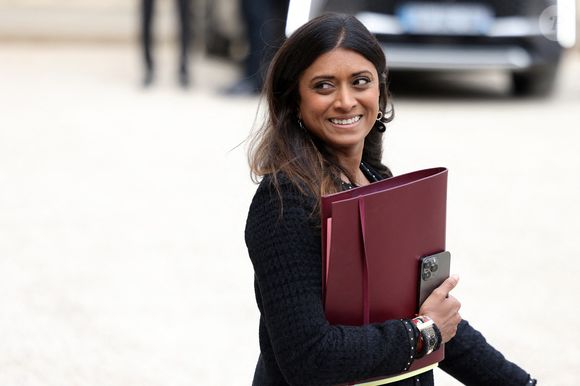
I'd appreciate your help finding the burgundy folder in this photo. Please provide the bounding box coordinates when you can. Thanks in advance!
[321,167,448,378]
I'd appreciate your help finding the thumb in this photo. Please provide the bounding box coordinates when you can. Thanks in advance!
[435,274,459,298]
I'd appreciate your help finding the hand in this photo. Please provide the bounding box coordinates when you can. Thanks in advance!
[419,274,462,343]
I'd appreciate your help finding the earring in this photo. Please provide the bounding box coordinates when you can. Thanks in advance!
[375,111,386,133]
[298,118,306,130]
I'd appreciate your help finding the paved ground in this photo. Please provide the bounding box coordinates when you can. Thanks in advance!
[1,42,579,385]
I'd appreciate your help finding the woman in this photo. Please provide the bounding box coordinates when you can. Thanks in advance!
[245,13,536,386]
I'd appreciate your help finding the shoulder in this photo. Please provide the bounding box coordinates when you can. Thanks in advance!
[245,173,321,267]
[250,173,316,212]
[246,173,319,239]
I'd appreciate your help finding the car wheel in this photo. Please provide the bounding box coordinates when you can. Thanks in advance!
[511,65,558,97]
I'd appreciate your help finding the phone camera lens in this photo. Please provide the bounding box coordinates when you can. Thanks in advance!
[430,263,438,272]
[422,270,431,280]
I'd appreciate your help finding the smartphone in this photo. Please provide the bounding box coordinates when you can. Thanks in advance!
[417,251,451,311]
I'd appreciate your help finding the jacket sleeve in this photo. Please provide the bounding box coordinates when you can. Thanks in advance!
[440,319,535,385]
[245,179,416,386]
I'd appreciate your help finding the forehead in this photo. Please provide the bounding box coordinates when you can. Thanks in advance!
[301,48,377,78]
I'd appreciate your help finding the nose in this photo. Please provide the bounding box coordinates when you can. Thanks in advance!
[333,86,356,111]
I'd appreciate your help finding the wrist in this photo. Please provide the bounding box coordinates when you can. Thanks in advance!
[412,315,440,358]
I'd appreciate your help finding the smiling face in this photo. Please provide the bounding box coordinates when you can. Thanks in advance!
[298,48,380,160]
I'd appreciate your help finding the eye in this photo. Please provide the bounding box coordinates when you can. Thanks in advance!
[313,81,334,90]
[353,77,371,87]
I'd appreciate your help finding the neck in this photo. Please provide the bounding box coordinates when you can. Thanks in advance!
[336,151,368,187]
[339,156,362,177]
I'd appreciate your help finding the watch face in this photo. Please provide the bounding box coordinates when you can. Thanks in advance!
[426,331,436,344]
[423,328,437,355]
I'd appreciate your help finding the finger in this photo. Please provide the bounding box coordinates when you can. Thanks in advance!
[435,274,459,297]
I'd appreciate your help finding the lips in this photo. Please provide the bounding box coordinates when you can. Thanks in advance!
[329,115,362,125]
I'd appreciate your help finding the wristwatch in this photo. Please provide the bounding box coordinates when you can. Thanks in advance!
[412,316,439,357]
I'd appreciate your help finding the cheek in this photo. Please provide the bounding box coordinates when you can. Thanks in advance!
[300,97,327,122]
[366,92,381,115]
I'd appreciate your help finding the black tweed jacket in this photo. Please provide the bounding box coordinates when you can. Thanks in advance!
[245,174,534,386]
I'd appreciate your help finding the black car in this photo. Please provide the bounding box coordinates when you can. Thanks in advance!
[296,0,566,96]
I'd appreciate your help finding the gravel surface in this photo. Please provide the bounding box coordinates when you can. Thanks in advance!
[1,43,579,385]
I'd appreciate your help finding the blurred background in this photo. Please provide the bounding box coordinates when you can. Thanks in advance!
[1,1,579,385]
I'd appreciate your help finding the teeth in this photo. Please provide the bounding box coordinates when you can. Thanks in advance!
[330,116,361,125]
